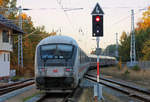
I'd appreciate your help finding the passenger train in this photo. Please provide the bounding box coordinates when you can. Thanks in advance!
[35,35,89,92]
[35,35,116,93]
[89,54,116,68]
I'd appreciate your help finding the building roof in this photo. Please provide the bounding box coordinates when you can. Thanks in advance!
[0,14,24,34]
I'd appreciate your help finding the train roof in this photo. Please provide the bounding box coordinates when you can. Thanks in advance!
[37,35,78,47]
[88,54,116,60]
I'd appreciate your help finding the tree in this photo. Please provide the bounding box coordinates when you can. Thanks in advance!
[119,31,130,62]
[0,0,57,76]
[137,6,150,30]
[104,44,116,57]
[142,40,150,60]
[120,31,127,43]
[119,6,150,62]
[11,12,56,76]
[0,0,17,17]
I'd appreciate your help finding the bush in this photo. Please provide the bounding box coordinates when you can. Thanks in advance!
[132,65,140,71]
[11,76,23,82]
[122,70,130,79]
[124,70,130,75]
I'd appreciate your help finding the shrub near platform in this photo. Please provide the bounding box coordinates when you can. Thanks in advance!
[132,65,141,71]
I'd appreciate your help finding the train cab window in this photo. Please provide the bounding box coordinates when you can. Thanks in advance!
[57,45,73,59]
[40,44,73,59]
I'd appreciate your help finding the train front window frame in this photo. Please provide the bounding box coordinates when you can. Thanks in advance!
[40,44,74,59]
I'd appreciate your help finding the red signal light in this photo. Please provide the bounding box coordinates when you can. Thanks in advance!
[96,16,100,22]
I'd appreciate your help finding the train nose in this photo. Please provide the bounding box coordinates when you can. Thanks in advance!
[36,77,45,84]
[64,77,74,85]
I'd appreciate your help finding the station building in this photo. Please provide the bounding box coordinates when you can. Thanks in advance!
[0,14,24,80]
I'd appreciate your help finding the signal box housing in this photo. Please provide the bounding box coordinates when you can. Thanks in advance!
[92,15,103,37]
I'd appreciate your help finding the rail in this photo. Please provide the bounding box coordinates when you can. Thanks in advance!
[85,74,150,102]
[36,88,82,102]
[0,79,34,95]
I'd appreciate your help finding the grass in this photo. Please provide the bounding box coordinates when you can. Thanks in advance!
[78,88,122,102]
[78,88,94,102]
[11,76,24,82]
[101,66,150,89]
[103,91,121,102]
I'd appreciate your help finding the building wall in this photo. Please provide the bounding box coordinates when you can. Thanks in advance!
[0,52,10,77]
[0,29,13,52]
[0,28,12,78]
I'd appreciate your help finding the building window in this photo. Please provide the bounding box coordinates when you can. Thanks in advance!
[2,30,9,43]
[8,54,9,61]
[4,53,5,62]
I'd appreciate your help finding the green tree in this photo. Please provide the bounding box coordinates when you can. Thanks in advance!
[104,44,116,57]
[119,6,150,61]
[119,31,130,62]
[142,40,150,60]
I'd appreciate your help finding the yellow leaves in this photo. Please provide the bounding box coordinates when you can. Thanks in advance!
[0,0,3,6]
[0,0,9,7]
[21,13,27,20]
[17,13,28,20]
[120,31,127,42]
[137,6,150,30]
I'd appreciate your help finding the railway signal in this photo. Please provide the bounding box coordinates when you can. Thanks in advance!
[91,3,104,101]
[91,3,104,37]
[92,15,103,37]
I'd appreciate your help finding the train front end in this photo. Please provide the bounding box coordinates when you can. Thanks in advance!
[35,36,78,93]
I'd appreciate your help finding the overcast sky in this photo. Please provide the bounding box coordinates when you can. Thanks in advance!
[17,0,150,53]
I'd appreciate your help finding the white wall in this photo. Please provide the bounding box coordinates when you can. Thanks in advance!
[0,29,13,52]
[0,52,10,77]
[0,29,12,77]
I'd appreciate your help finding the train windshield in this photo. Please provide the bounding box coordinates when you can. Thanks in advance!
[40,44,73,59]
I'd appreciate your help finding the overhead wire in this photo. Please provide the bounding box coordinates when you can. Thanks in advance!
[1,1,148,34]
[56,0,79,35]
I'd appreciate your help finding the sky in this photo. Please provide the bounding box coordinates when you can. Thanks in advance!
[17,0,150,54]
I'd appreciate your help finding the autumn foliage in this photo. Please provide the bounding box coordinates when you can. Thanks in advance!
[119,6,150,62]
[137,7,150,30]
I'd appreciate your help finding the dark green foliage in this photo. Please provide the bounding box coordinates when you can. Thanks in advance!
[122,70,130,79]
[119,27,150,62]
[119,32,130,62]
[104,44,116,57]
[132,65,141,71]
[118,7,150,62]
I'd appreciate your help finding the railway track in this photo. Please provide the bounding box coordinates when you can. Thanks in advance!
[36,93,71,102]
[0,79,34,96]
[85,74,150,102]
[36,88,82,102]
